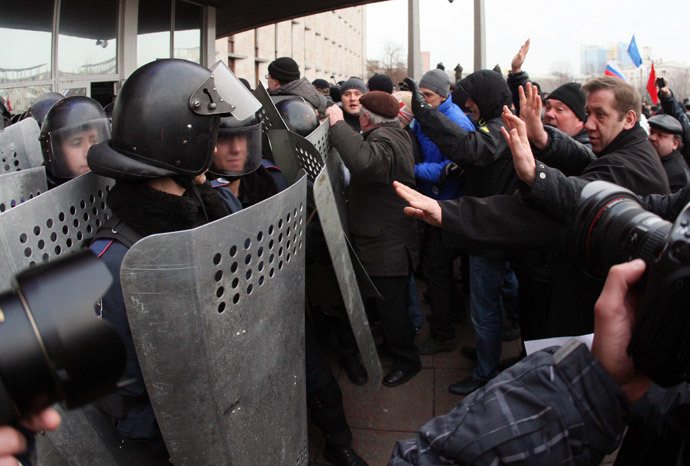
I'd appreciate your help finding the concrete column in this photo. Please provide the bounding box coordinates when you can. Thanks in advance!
[407,0,421,80]
[473,0,485,71]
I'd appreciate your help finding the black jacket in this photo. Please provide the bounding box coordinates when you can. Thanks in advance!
[440,125,670,338]
[413,70,519,199]
[660,149,690,192]
[660,90,690,165]
[329,121,418,276]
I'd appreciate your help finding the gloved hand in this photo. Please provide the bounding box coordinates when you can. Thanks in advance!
[404,77,429,115]
[439,162,463,184]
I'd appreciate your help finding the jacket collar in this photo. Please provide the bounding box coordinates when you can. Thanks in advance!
[598,124,648,157]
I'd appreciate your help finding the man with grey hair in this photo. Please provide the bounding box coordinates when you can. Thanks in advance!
[325,92,421,387]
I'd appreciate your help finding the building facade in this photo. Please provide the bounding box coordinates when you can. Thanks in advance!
[215,7,367,89]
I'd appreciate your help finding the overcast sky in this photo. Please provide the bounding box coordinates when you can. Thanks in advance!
[366,0,690,77]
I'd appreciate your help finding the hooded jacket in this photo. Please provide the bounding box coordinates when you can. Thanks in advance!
[412,96,474,200]
[411,70,519,198]
[269,77,329,115]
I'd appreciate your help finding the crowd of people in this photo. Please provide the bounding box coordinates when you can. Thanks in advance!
[2,35,690,465]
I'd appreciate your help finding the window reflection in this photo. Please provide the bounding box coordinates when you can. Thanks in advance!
[174,1,202,64]
[58,0,118,76]
[0,0,53,84]
[0,85,53,115]
[138,0,171,67]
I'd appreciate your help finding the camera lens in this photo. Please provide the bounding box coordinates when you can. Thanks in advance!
[563,181,671,278]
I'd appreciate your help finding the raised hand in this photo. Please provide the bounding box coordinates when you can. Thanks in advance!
[404,77,429,115]
[518,82,548,149]
[510,39,530,74]
[501,106,536,187]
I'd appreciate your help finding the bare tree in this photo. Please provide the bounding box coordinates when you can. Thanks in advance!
[367,41,407,88]
[549,61,573,88]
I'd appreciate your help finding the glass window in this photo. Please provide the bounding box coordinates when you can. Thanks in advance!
[0,0,53,84]
[138,0,172,68]
[0,85,53,115]
[58,0,118,76]
[174,1,202,64]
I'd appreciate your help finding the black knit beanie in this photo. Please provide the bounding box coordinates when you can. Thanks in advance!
[367,74,394,94]
[268,57,300,82]
[547,83,586,122]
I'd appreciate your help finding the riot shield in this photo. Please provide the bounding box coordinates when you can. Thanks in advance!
[0,167,48,213]
[120,176,308,465]
[0,171,113,292]
[269,127,382,386]
[0,118,43,174]
[254,81,288,132]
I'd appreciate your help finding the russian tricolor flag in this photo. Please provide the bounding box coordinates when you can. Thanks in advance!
[604,62,627,81]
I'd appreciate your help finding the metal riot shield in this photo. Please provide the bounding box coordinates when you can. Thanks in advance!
[312,161,383,387]
[120,176,308,465]
[269,128,382,386]
[0,171,113,292]
[254,81,288,132]
[0,118,43,174]
[0,167,48,213]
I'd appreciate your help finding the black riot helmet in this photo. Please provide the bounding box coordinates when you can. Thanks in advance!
[39,96,110,181]
[208,114,262,178]
[274,98,319,136]
[30,92,65,128]
[87,59,261,182]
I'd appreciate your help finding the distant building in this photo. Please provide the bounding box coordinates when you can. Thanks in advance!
[216,7,367,89]
[580,45,607,75]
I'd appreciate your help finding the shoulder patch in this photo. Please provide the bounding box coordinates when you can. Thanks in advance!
[479,126,490,133]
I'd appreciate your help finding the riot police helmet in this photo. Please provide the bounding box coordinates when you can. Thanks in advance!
[87,59,261,182]
[39,96,110,180]
[274,98,319,137]
[30,92,65,127]
[209,113,263,178]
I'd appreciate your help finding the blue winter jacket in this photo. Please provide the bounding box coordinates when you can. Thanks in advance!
[413,97,474,200]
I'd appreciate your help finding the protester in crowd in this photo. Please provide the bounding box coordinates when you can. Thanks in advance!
[411,69,475,357]
[405,71,519,396]
[647,114,690,192]
[326,91,421,387]
[267,57,329,115]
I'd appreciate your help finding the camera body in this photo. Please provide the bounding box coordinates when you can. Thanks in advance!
[564,181,690,387]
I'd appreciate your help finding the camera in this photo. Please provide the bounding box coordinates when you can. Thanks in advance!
[563,181,690,387]
[0,251,125,424]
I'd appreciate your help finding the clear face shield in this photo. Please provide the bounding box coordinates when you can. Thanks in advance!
[209,123,262,178]
[189,61,261,120]
[47,118,110,178]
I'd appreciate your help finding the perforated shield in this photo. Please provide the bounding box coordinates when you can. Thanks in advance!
[0,167,48,213]
[120,176,308,465]
[0,172,113,292]
[0,118,43,174]
[254,82,288,132]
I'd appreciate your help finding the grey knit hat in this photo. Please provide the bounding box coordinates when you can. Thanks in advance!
[340,77,367,95]
[419,69,450,98]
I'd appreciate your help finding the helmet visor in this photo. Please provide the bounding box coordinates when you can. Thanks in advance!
[48,118,110,178]
[209,123,262,177]
[190,61,261,121]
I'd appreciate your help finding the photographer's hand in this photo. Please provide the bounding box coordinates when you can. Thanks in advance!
[592,260,653,402]
[0,408,60,462]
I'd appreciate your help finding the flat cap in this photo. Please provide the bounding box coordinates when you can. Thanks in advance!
[360,91,400,119]
[648,114,683,134]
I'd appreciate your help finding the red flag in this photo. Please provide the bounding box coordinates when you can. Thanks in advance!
[647,63,658,105]
[5,96,11,112]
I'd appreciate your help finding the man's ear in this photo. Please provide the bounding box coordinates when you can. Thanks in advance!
[623,109,637,130]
